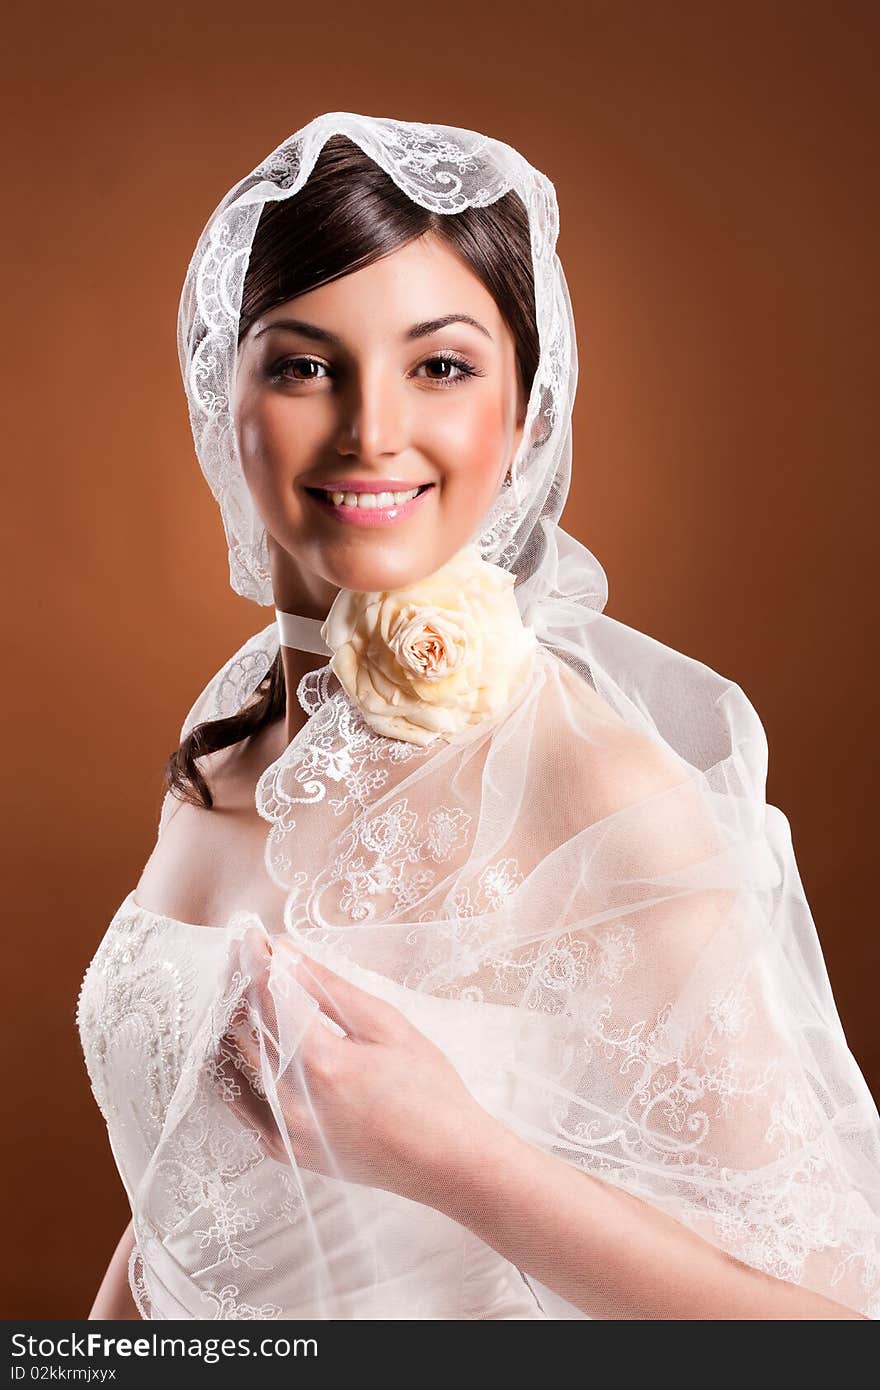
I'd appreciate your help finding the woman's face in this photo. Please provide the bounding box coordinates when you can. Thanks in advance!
[233,232,527,607]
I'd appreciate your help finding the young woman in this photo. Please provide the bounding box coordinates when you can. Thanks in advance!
[78,112,880,1320]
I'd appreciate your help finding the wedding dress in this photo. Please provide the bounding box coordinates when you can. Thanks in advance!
[74,112,880,1320]
[76,624,581,1320]
[77,900,563,1319]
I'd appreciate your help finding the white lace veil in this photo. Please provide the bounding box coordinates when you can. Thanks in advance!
[125,111,879,1319]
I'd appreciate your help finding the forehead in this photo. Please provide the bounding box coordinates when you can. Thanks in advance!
[247,233,507,345]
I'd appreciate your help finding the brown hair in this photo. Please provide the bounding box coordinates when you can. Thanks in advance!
[166,133,539,811]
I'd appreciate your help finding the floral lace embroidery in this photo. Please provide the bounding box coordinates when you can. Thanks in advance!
[128,1243,154,1320]
[256,678,435,921]
[198,1284,283,1320]
[258,682,426,842]
[78,909,307,1320]
[75,911,199,1152]
[143,968,305,1280]
[536,982,880,1307]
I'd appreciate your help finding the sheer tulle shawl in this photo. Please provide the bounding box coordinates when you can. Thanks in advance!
[116,613,880,1319]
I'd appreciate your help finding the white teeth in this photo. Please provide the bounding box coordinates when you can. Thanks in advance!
[324,487,422,509]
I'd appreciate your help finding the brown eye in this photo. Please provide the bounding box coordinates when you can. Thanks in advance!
[415,353,482,388]
[271,356,329,382]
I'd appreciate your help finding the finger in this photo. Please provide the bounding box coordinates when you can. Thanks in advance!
[226,1060,311,1167]
[276,938,399,1042]
[296,1004,348,1080]
[222,1015,264,1092]
[223,970,339,1104]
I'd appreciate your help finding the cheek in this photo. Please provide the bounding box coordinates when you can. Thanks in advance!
[435,394,510,488]
[237,399,313,494]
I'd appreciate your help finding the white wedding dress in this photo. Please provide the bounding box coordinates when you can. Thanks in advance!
[76,882,583,1320]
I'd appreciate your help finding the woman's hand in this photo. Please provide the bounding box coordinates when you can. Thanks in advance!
[217,930,868,1319]
[221,931,500,1207]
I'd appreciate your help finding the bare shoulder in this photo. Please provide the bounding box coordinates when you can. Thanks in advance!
[544,650,690,799]
[548,645,630,731]
[529,652,731,957]
[531,650,709,879]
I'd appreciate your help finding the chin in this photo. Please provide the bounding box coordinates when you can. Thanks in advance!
[327,549,444,594]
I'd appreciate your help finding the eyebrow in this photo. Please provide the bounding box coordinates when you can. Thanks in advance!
[253,313,493,345]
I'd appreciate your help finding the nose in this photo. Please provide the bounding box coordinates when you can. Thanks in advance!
[334,363,407,462]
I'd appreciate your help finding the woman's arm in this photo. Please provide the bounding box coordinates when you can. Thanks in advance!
[234,938,873,1320]
[88,1219,141,1320]
[437,1119,867,1320]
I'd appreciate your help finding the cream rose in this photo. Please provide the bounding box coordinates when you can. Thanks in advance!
[320,542,539,746]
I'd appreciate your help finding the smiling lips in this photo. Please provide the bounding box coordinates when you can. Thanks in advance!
[305,480,435,527]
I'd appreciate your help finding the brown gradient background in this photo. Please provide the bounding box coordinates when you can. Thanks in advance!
[2,0,877,1318]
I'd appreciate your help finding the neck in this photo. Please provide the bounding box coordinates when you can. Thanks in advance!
[268,537,340,744]
[273,605,335,745]
[277,640,332,745]
[273,607,336,747]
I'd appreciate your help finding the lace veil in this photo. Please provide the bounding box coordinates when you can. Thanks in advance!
[127,111,880,1319]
